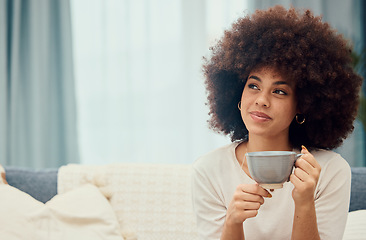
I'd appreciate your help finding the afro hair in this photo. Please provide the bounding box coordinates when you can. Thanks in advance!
[203,5,363,150]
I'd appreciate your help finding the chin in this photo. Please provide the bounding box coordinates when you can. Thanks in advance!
[246,127,269,136]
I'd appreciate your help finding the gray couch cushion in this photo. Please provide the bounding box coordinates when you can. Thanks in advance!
[4,167,58,204]
[3,166,366,211]
[350,167,366,212]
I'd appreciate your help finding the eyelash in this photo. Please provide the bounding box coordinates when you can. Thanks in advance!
[273,89,287,95]
[247,84,288,95]
[248,84,259,90]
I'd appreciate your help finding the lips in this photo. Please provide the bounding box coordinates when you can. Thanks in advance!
[249,111,272,121]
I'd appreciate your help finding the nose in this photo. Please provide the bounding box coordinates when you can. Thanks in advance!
[255,92,270,107]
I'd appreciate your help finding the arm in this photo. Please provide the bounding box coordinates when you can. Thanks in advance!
[221,213,245,240]
[291,199,320,240]
[290,146,321,240]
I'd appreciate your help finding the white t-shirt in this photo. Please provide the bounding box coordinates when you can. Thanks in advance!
[191,142,351,240]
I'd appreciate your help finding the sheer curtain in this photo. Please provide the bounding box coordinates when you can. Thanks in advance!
[0,0,78,168]
[71,0,249,165]
[72,0,365,166]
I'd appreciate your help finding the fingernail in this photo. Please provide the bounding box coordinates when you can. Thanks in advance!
[266,192,272,198]
[301,145,308,152]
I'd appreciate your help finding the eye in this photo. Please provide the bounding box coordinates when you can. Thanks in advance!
[273,89,287,95]
[248,83,259,90]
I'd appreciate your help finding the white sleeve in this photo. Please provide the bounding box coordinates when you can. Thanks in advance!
[191,163,227,240]
[314,154,351,240]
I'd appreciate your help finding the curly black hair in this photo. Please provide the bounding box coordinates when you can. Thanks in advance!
[203,5,363,150]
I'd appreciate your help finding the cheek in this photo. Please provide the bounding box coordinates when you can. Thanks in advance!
[282,102,298,121]
[241,90,254,106]
[241,89,246,102]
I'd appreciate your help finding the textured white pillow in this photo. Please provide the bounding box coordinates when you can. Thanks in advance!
[0,183,124,240]
[343,210,366,240]
[59,163,198,239]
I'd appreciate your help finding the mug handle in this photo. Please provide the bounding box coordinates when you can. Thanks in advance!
[287,154,304,182]
[288,154,304,182]
[294,153,303,165]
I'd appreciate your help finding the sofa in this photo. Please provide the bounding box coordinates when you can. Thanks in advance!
[2,164,366,240]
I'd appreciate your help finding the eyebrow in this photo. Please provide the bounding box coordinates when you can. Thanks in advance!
[248,75,289,86]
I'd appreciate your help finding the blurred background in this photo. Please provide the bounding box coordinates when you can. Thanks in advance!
[1,0,365,169]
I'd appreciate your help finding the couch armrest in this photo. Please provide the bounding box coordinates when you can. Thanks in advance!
[4,167,58,203]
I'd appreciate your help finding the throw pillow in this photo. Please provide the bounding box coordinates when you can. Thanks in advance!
[343,210,366,240]
[0,178,124,240]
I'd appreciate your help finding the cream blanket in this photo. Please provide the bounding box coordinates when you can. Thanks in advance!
[58,163,198,240]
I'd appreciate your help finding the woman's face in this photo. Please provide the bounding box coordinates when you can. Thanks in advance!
[240,66,298,139]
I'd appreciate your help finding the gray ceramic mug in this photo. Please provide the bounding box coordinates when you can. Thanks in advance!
[245,151,303,189]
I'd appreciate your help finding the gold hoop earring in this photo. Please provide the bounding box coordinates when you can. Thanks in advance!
[296,114,305,124]
[238,101,241,111]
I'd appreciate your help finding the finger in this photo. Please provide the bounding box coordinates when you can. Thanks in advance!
[301,145,308,152]
[240,192,265,204]
[293,167,309,182]
[241,201,262,210]
[240,184,271,198]
[299,154,319,170]
[295,157,315,173]
[289,173,302,186]
[243,209,259,219]
[301,146,321,169]
[295,157,321,179]
[1,172,8,184]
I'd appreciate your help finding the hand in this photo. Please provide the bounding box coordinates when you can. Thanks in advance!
[225,184,272,226]
[290,146,321,205]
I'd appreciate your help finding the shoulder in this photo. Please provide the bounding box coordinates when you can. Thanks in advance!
[193,142,238,175]
[312,149,350,171]
[312,149,351,188]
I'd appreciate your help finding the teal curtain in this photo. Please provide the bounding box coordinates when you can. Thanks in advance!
[0,0,79,168]
[248,0,365,167]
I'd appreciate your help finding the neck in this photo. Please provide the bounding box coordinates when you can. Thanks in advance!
[246,133,292,152]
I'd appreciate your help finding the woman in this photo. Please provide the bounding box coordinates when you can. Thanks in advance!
[192,6,363,240]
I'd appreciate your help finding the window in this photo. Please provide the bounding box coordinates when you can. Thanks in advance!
[71,0,249,164]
